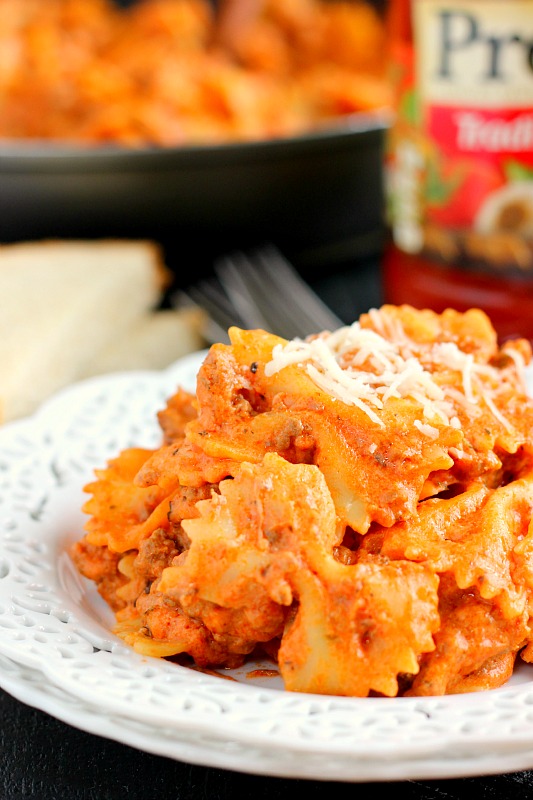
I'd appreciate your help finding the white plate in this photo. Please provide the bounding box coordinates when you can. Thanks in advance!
[3,350,533,782]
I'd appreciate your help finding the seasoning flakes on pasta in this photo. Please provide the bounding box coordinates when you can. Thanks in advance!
[70,304,533,697]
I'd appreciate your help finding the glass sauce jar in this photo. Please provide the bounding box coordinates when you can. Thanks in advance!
[382,0,533,342]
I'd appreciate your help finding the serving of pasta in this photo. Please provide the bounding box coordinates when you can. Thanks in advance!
[71,304,533,697]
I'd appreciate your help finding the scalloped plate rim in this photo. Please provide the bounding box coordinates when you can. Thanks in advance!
[2,351,533,781]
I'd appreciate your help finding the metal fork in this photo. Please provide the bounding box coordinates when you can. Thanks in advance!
[174,244,343,344]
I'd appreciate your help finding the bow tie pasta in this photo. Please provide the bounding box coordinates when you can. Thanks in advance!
[71,304,533,696]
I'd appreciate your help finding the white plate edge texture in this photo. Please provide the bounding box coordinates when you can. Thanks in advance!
[2,351,533,781]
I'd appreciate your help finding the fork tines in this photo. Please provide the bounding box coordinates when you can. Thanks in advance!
[176,244,344,344]
[213,245,343,340]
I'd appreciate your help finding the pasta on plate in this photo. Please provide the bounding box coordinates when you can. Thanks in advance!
[71,304,533,697]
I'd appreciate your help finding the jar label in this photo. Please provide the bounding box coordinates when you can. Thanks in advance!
[391,0,533,276]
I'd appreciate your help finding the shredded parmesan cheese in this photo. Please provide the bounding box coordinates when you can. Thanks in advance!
[503,346,527,391]
[413,420,440,439]
[264,307,516,434]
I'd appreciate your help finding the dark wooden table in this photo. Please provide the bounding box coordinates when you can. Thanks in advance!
[3,256,533,799]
